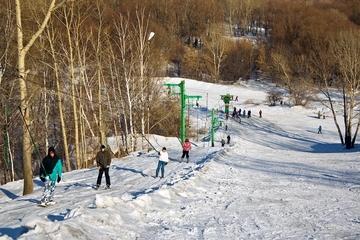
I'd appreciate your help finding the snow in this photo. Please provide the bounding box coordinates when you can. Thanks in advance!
[1,77,360,239]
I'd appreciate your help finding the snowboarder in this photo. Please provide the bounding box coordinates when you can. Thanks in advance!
[95,145,112,190]
[180,138,192,163]
[39,146,62,206]
[318,125,322,134]
[227,135,231,144]
[259,110,262,118]
[156,147,169,178]
[221,139,225,147]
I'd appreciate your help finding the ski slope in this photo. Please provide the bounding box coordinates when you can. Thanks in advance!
[0,78,359,239]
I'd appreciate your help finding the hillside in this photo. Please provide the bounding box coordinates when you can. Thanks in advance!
[0,78,359,239]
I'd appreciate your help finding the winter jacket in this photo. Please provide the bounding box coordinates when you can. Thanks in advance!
[159,151,169,163]
[40,147,62,182]
[182,141,192,152]
[96,149,112,168]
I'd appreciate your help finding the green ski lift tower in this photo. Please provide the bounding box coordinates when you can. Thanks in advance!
[164,80,202,143]
[220,93,233,118]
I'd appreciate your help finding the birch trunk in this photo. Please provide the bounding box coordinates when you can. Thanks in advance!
[15,0,61,195]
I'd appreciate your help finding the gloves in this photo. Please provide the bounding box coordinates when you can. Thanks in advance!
[165,162,168,165]
[40,176,45,182]
[57,176,61,183]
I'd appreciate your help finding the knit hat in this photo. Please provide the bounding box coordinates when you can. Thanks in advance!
[48,146,55,154]
[100,145,106,149]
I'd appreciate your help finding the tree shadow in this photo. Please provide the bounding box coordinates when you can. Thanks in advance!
[0,227,28,239]
[113,166,148,177]
[0,188,18,200]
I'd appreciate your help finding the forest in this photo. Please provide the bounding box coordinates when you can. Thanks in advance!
[0,0,359,193]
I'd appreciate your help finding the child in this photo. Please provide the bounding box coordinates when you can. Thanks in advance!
[156,147,169,178]
[180,139,192,163]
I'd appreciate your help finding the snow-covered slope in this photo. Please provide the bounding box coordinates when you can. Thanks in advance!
[0,78,359,239]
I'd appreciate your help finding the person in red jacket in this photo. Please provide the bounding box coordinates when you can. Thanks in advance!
[180,139,192,163]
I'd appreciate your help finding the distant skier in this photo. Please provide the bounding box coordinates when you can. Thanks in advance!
[247,110,251,118]
[227,135,231,144]
[259,110,262,118]
[39,147,62,206]
[95,145,112,190]
[221,139,225,147]
[235,96,238,101]
[225,125,228,131]
[243,109,246,118]
[318,125,322,134]
[156,147,169,178]
[180,138,192,163]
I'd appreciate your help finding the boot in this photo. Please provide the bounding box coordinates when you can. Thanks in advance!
[155,173,158,178]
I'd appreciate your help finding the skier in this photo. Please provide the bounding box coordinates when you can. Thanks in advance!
[221,139,225,147]
[318,125,322,134]
[156,147,169,178]
[259,110,262,118]
[227,135,231,144]
[39,146,62,206]
[180,138,192,163]
[95,145,112,190]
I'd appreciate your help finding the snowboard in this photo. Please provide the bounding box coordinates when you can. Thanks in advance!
[37,201,57,207]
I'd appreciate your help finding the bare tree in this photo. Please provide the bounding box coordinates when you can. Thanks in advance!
[15,0,67,195]
[202,24,229,83]
[330,29,360,148]
[114,13,137,152]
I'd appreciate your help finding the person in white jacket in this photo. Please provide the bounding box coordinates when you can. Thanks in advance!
[156,147,169,178]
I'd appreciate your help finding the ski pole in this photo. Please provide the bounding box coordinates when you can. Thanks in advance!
[142,134,159,153]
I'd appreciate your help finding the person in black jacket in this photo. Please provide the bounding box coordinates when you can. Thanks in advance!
[95,145,112,189]
[39,147,62,205]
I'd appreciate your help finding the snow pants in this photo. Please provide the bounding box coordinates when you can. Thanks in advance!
[97,167,111,186]
[181,150,190,159]
[41,177,56,203]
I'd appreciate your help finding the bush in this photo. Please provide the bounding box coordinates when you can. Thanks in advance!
[266,91,283,106]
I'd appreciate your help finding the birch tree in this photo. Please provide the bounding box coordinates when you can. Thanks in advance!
[15,0,66,195]
[114,13,137,152]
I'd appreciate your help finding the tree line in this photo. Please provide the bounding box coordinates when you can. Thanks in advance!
[0,0,359,194]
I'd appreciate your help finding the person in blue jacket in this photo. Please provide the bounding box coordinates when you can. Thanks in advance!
[39,147,63,205]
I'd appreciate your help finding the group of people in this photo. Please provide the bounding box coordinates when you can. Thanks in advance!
[221,135,231,147]
[39,139,193,205]
[232,107,263,119]
[39,144,112,206]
